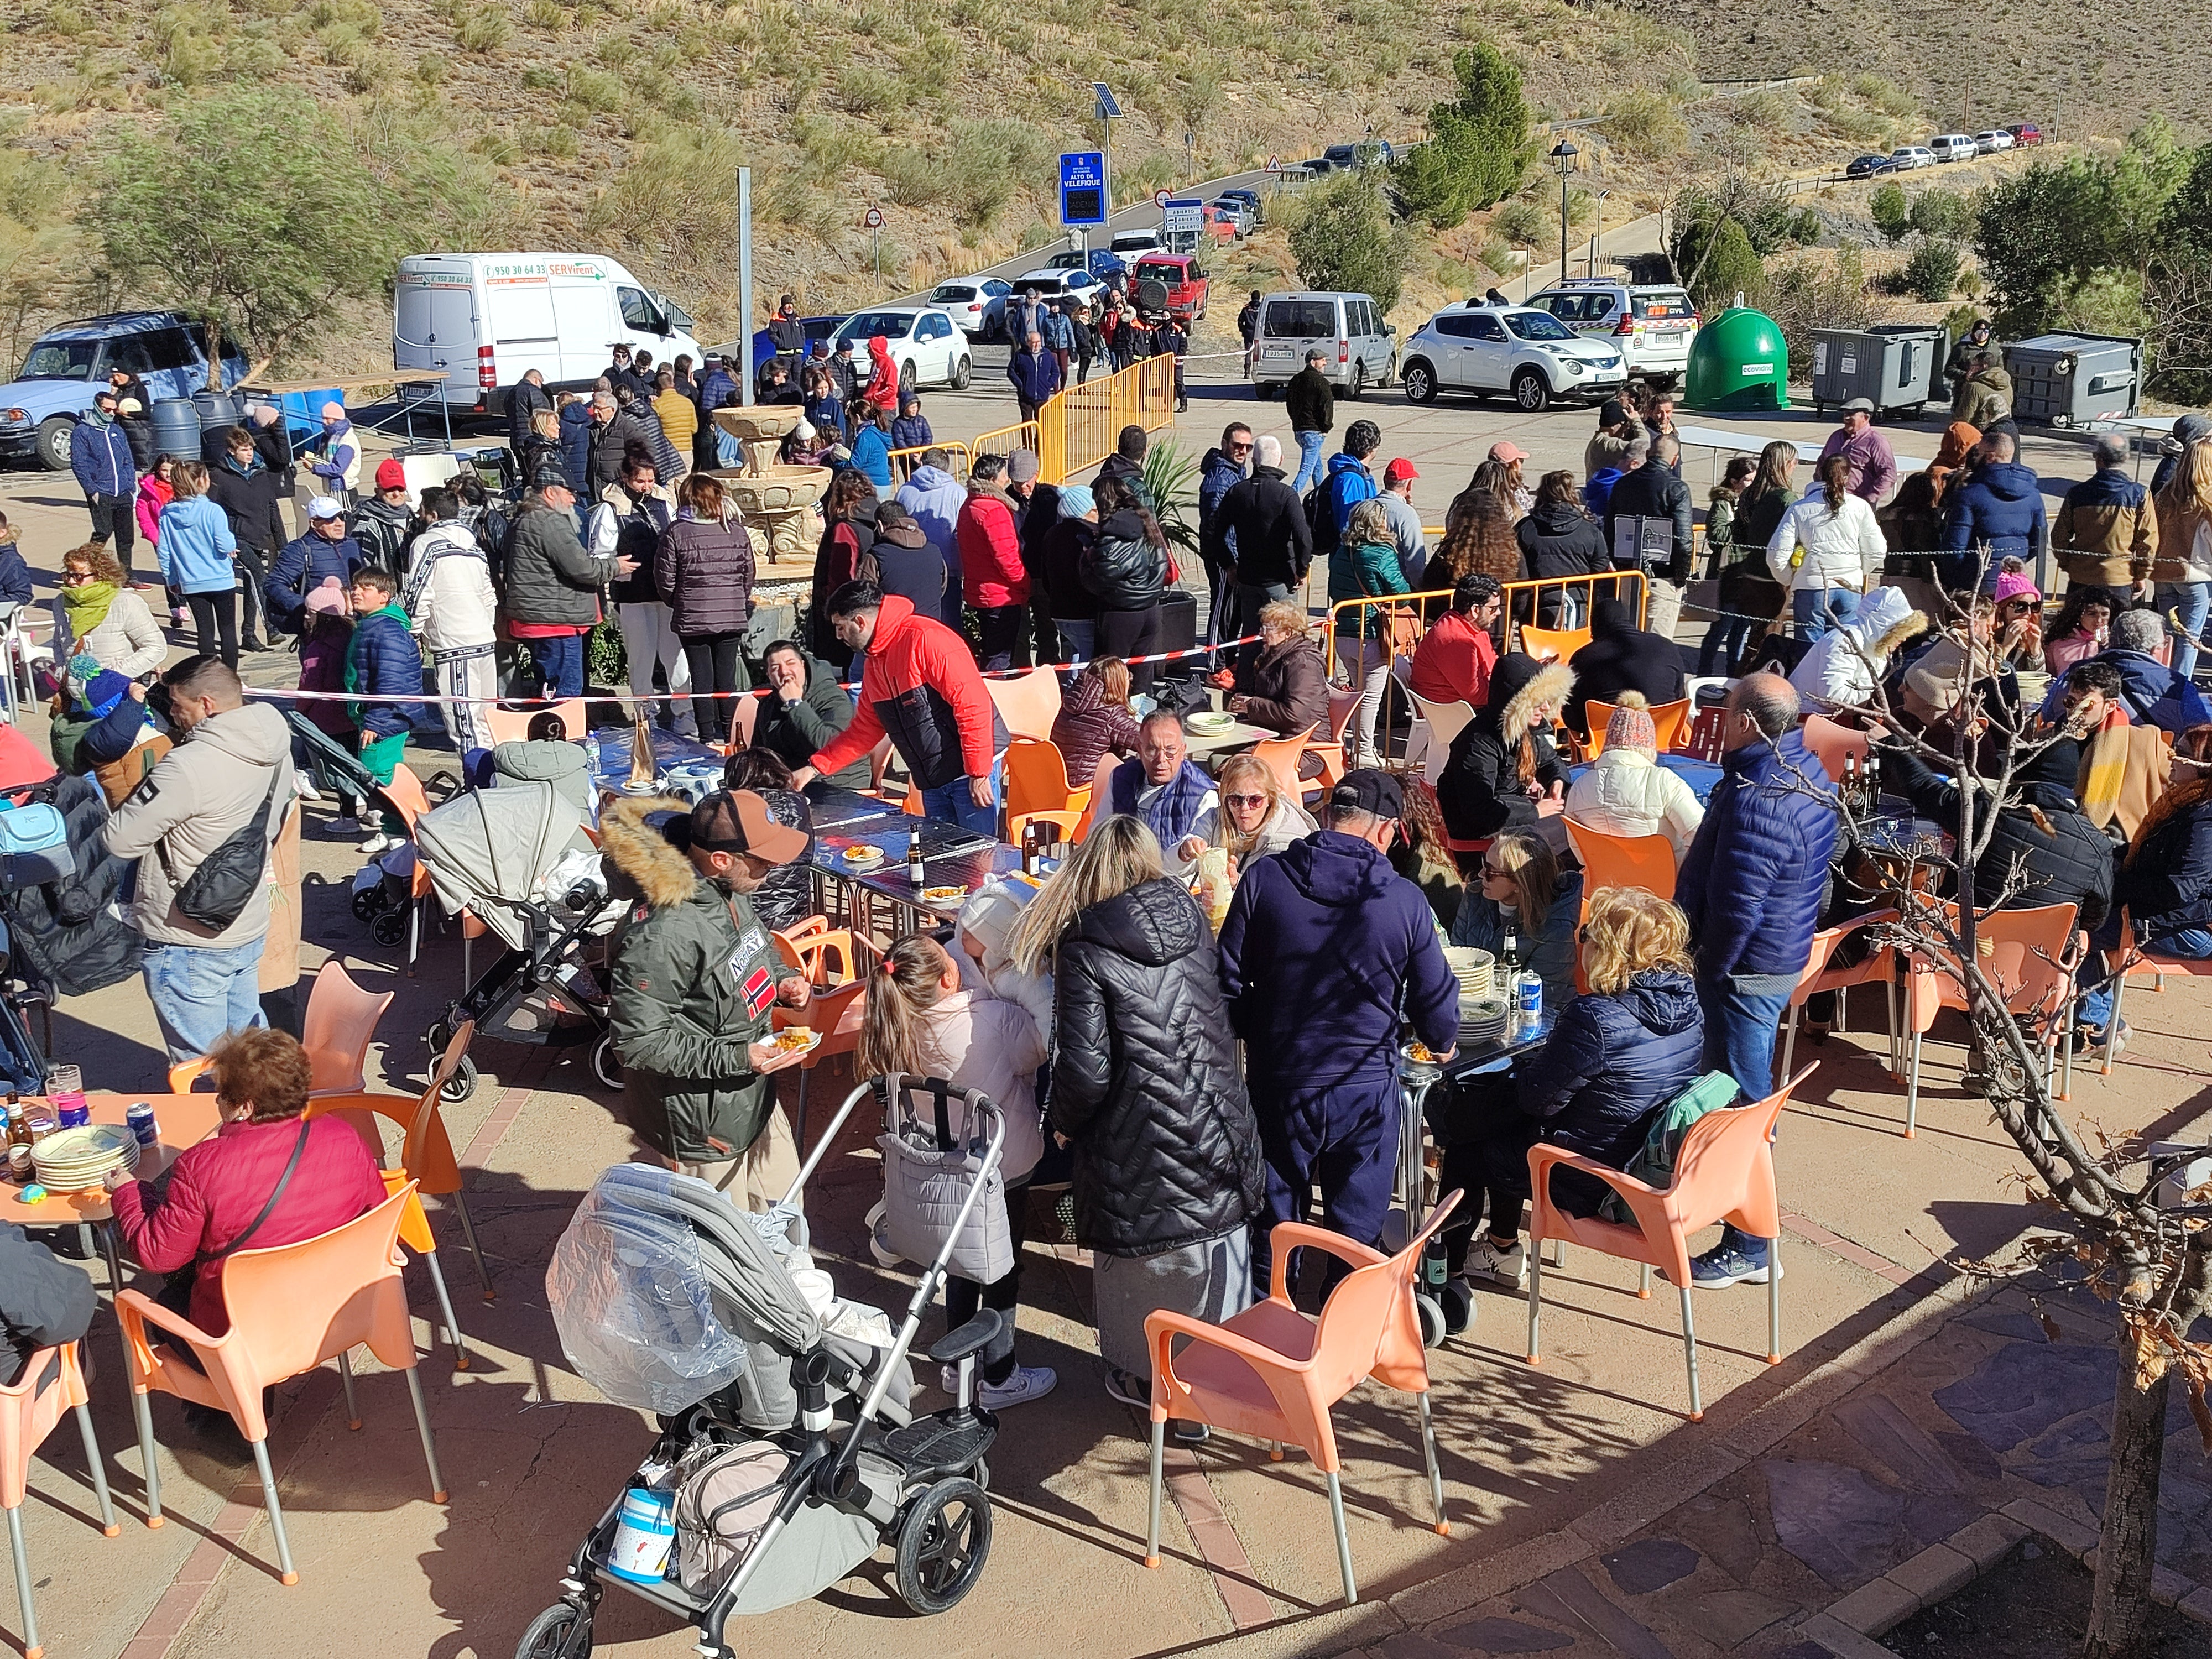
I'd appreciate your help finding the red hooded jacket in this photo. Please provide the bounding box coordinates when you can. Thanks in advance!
[956,486,1029,608]
[809,594,1007,790]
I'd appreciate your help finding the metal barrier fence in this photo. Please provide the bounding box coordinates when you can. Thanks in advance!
[884,357,1173,489]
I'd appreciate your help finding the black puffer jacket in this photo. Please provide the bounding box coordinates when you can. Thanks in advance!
[1437,652,1573,843]
[658,512,755,637]
[1884,741,2114,932]
[1050,878,1264,1258]
[1083,509,1167,612]
[2123,798,2212,940]
[1515,498,1609,581]
[0,773,142,997]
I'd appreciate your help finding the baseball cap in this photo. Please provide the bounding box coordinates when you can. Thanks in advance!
[531,466,573,493]
[1842,397,1876,415]
[1329,768,1404,820]
[1383,458,1420,484]
[690,789,808,866]
[307,496,345,521]
[374,458,407,491]
[1007,449,1041,483]
[1599,398,1628,427]
[1489,440,1530,465]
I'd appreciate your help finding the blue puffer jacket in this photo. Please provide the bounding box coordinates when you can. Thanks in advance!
[1940,460,2047,584]
[2038,649,2212,737]
[849,424,893,488]
[1676,729,1838,979]
[70,416,135,499]
[2121,800,2212,941]
[345,606,430,739]
[1218,829,1460,1092]
[1519,968,1704,1209]
[1197,446,1246,567]
[265,528,363,632]
[1318,452,1376,547]
[557,402,593,493]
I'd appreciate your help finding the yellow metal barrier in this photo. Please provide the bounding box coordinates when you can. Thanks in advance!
[885,440,971,487]
[888,359,1175,489]
[971,420,1041,466]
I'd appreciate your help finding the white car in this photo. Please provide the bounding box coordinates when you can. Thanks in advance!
[1974,128,2016,154]
[927,278,1011,340]
[1399,305,1626,411]
[1929,133,1978,163]
[1527,279,1699,389]
[1108,229,1161,258]
[828,306,972,390]
[1009,268,1106,306]
[1891,145,1936,170]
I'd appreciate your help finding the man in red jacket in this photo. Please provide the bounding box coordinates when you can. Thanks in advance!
[1410,573,1503,708]
[956,455,1031,672]
[789,583,1009,835]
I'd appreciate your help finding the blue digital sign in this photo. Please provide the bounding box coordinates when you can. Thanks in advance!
[1060,150,1108,228]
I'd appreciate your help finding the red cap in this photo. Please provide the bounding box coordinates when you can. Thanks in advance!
[1383,458,1420,484]
[374,458,408,491]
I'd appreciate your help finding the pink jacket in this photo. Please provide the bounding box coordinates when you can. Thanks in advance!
[916,989,1049,1182]
[135,474,175,547]
[2044,628,2105,677]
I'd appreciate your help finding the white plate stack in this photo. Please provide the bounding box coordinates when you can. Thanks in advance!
[30,1124,139,1192]
[1459,994,1510,1047]
[1443,947,1495,1003]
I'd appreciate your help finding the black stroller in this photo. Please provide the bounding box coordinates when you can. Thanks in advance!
[285,707,432,948]
[521,1078,1008,1657]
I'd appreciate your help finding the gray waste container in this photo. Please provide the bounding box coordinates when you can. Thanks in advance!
[1809,325,1948,416]
[2003,333,2141,428]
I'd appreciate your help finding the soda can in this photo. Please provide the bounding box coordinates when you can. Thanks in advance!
[57,1102,91,1130]
[1515,970,1543,1032]
[127,1102,160,1148]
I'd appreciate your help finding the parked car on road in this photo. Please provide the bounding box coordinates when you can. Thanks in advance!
[1131,254,1211,322]
[1929,133,1978,163]
[1,311,252,471]
[1249,291,1395,397]
[1527,279,1699,389]
[827,307,973,390]
[1400,304,1626,411]
[1891,145,1937,171]
[2008,122,2043,146]
[927,279,1010,341]
[1218,187,1265,227]
[1047,249,1127,283]
[1107,229,1162,259]
[1207,197,1253,234]
[1973,129,2016,154]
[1845,153,1898,178]
[739,314,846,377]
[1009,268,1108,309]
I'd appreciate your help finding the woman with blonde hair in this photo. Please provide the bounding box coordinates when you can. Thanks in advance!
[858,931,1052,1408]
[1440,886,1703,1288]
[1175,751,1316,870]
[1327,495,1412,767]
[1447,828,1582,1009]
[1021,816,1261,1430]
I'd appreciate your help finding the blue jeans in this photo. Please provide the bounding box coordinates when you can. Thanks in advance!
[1698,968,1797,1264]
[2077,925,2212,1030]
[917,754,1003,838]
[2159,581,2210,682]
[142,936,267,1064]
[1055,619,1095,665]
[1791,587,1858,640]
[1291,429,1328,494]
[527,631,586,699]
[1697,615,1754,676]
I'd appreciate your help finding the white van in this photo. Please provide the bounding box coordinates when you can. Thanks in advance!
[394,252,705,413]
[1250,291,1396,397]
[1928,133,1978,163]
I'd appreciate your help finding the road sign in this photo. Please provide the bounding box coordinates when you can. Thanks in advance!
[862,206,884,229]
[1060,150,1108,227]
[1162,197,1204,237]
[1264,154,1283,174]
[1152,188,1172,211]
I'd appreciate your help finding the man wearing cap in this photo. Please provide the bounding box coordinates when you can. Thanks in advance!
[1817,399,1898,505]
[507,469,634,698]
[70,388,138,570]
[1219,768,1460,1291]
[267,497,364,634]
[1584,399,1642,483]
[1378,457,1428,586]
[1285,348,1335,495]
[768,293,806,372]
[347,458,418,581]
[309,401,362,502]
[603,789,814,1209]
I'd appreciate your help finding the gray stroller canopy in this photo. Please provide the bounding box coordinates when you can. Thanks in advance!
[413,780,595,951]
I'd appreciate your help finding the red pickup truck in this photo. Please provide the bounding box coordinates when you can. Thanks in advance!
[1131,254,1211,323]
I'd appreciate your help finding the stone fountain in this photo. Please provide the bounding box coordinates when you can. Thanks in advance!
[711,406,830,567]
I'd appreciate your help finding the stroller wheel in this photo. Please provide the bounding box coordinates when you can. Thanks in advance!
[1416,1292,1448,1350]
[515,1603,592,1659]
[589,1031,623,1092]
[894,1475,992,1615]
[371,912,408,947]
[352,889,383,922]
[442,1053,479,1103]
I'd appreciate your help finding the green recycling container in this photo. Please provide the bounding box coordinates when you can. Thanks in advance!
[1684,306,1790,412]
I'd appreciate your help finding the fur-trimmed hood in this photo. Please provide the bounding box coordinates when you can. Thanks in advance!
[1481,651,1574,745]
[599,793,702,911]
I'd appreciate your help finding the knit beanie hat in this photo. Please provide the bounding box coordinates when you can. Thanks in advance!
[1605,689,1657,753]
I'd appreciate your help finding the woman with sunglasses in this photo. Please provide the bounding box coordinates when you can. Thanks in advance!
[1440,888,1703,1289]
[1174,752,1317,871]
[1447,830,1582,1013]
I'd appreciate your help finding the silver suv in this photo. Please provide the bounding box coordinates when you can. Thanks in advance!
[1526,279,1700,388]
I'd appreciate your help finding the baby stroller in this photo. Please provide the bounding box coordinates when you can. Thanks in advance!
[413,780,619,1101]
[284,707,428,946]
[524,1079,1008,1657]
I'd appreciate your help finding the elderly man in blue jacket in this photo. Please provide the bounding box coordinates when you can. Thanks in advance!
[2037,606,2212,736]
[1674,672,1837,1288]
[1218,769,1460,1295]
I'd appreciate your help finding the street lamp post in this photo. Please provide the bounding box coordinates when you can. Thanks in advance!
[1550,140,1578,284]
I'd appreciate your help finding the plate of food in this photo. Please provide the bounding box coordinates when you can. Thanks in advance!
[842,844,886,868]
[770,1027,821,1057]
[1187,709,1235,732]
[920,884,968,907]
[1404,1041,1441,1066]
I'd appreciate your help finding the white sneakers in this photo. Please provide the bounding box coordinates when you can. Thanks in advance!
[940,1363,1057,1410]
[1465,1235,1528,1289]
[357,831,404,855]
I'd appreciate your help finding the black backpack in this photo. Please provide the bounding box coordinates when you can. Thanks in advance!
[1302,480,1332,549]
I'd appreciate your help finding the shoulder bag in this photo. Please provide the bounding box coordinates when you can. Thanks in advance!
[164,1117,314,1303]
[156,764,284,932]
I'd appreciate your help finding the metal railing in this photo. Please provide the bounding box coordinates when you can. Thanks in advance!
[884,440,972,486]
[886,357,1176,489]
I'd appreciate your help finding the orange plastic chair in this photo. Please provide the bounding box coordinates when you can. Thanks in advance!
[1776,911,1902,1093]
[1303,688,1363,789]
[1527,1070,1813,1422]
[1901,902,2080,1134]
[1582,697,1692,759]
[1799,713,1871,784]
[1516,624,1589,664]
[728,690,761,750]
[1009,809,1084,851]
[309,1022,493,1305]
[1004,736,1089,823]
[985,666,1062,740]
[1073,753,1119,841]
[166,1055,216,1093]
[1143,1194,1462,1606]
[300,960,394,1094]
[480,698,589,749]
[1562,820,1678,902]
[373,764,439,972]
[1252,726,1315,802]
[3,1343,117,1657]
[774,917,860,985]
[117,1185,447,1583]
[1407,690,1477,786]
[771,978,868,1148]
[2097,905,2212,1076]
